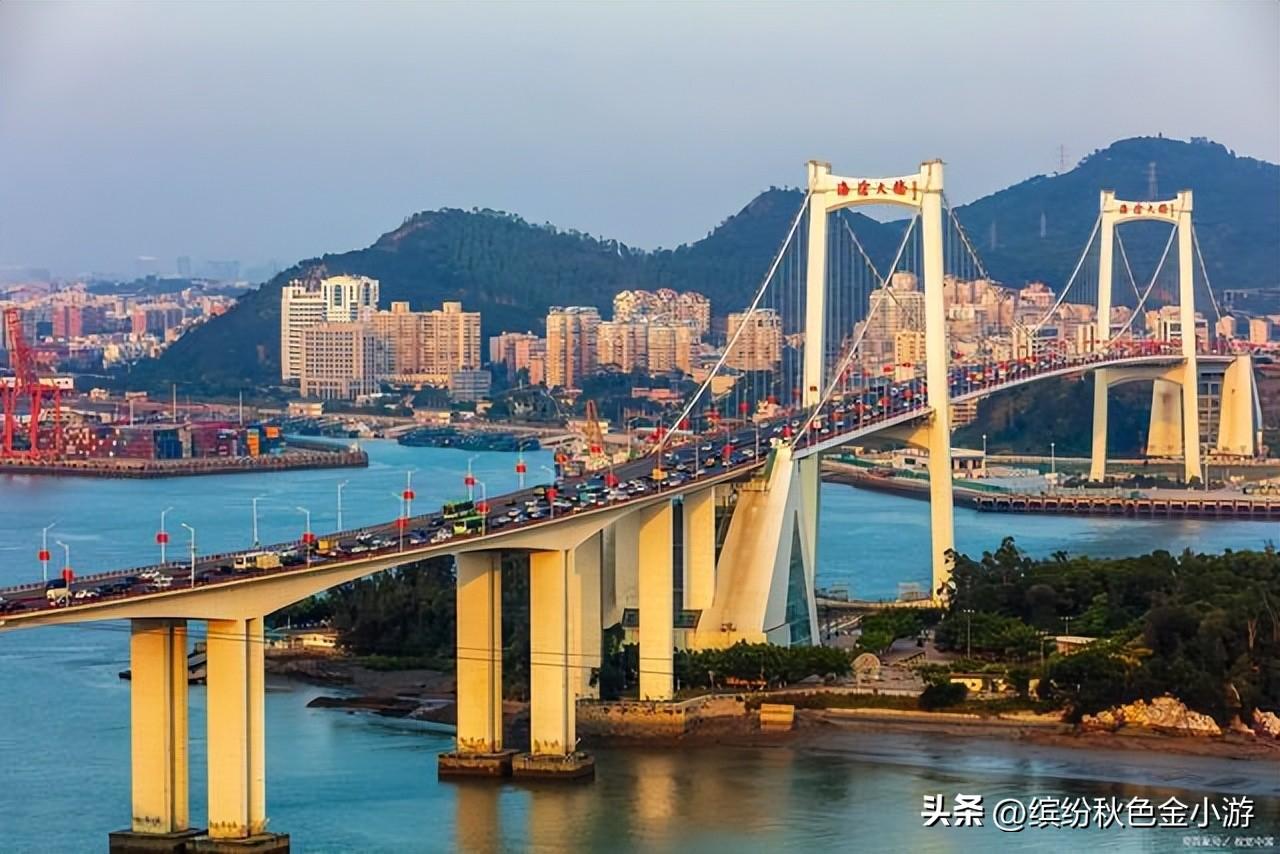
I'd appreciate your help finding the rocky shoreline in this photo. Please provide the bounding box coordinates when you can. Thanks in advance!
[269,654,1280,761]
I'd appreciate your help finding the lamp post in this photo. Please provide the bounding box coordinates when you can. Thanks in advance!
[157,507,173,564]
[251,495,266,547]
[540,465,557,518]
[39,521,57,583]
[55,540,71,582]
[337,480,349,531]
[1049,441,1056,476]
[180,524,196,587]
[297,506,313,567]
[403,469,418,520]
[391,493,407,551]
[476,481,489,535]
[464,457,478,501]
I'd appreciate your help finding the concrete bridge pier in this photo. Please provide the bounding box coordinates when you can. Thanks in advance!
[681,488,716,613]
[195,616,288,852]
[109,619,200,853]
[1216,354,1260,457]
[439,552,511,778]
[513,547,595,779]
[637,501,674,701]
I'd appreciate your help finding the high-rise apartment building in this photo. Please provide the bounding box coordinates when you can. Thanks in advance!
[299,322,388,400]
[597,320,649,372]
[373,300,480,384]
[725,309,782,371]
[647,322,694,374]
[280,275,380,381]
[1249,317,1272,345]
[545,306,600,388]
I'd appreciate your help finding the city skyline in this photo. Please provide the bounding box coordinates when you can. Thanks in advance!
[1,2,1276,277]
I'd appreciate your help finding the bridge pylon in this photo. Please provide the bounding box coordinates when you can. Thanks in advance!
[1089,189,1202,483]
[800,160,955,601]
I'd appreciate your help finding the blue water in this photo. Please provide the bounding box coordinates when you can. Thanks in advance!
[1,441,1276,852]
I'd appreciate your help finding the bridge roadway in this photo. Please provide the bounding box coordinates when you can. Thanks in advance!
[0,343,1197,629]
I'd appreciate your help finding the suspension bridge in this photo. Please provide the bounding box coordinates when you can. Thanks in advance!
[0,159,1263,853]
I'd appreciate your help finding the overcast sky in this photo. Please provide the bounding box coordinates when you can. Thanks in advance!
[1,1,1276,278]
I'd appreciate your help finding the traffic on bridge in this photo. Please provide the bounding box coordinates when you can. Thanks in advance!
[0,339,1186,625]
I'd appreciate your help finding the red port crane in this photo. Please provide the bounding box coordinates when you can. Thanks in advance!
[2,307,72,459]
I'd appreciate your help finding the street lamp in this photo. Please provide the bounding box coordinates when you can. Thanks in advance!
[540,465,558,518]
[1049,441,1056,476]
[337,480,349,531]
[475,481,489,535]
[39,521,57,583]
[391,493,407,551]
[180,523,196,587]
[403,469,418,519]
[251,495,266,547]
[55,540,71,582]
[157,507,174,564]
[297,506,313,566]
[464,457,478,501]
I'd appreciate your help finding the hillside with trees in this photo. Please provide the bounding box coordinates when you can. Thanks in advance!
[129,136,1278,396]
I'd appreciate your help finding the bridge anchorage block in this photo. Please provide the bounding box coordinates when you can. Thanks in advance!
[437,749,517,779]
[510,751,596,781]
[108,828,204,854]
[186,832,291,853]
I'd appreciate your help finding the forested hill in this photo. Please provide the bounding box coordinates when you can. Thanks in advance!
[130,136,1278,394]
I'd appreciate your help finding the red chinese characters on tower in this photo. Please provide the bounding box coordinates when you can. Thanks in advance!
[857,180,870,196]
[837,181,850,196]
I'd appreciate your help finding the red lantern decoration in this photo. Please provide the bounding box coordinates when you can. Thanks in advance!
[61,567,74,584]
[739,401,750,414]
[782,425,793,438]
[396,517,409,530]
[38,549,50,562]
[545,487,558,503]
[722,444,732,459]
[515,461,527,474]
[155,531,169,545]
[302,531,317,544]
[678,418,690,431]
[464,473,476,487]
[604,472,619,488]
[402,489,416,501]
[477,501,490,514]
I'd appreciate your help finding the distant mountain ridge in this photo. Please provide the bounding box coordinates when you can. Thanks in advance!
[131,136,1279,394]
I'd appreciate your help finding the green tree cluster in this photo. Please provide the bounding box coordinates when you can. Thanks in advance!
[940,538,1280,723]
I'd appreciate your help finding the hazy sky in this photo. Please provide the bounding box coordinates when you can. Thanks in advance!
[1,1,1276,278]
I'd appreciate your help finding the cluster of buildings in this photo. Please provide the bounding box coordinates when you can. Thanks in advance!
[0,281,236,371]
[489,290,724,391]
[280,275,485,401]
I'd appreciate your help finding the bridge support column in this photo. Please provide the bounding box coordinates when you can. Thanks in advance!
[602,514,639,629]
[638,501,674,701]
[1090,370,1109,482]
[682,488,715,612]
[570,533,603,700]
[199,616,288,851]
[920,160,956,599]
[1216,355,1258,458]
[1148,378,1184,458]
[440,552,510,778]
[517,549,593,779]
[1176,198,1202,484]
[109,620,198,853]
